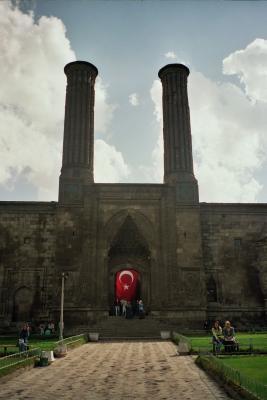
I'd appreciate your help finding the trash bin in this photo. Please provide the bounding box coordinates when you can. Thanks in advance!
[41,350,55,363]
[39,351,49,367]
[39,356,49,367]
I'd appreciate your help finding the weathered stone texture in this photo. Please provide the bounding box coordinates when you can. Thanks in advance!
[0,203,56,324]
[200,203,267,321]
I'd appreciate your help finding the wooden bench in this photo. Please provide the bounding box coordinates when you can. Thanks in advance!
[1,344,18,356]
[1,344,32,356]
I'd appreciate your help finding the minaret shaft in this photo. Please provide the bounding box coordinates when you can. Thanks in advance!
[59,61,98,202]
[158,63,199,203]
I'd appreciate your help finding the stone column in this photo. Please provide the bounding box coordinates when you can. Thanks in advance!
[59,61,98,202]
[158,64,199,203]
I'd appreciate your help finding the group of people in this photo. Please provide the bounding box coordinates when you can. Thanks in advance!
[38,321,55,336]
[212,320,239,353]
[114,299,145,319]
[18,321,56,352]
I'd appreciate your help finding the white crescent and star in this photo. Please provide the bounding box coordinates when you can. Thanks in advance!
[118,270,134,287]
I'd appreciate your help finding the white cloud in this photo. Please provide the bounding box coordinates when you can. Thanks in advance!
[95,78,117,133]
[189,70,265,202]
[95,139,129,183]
[165,51,177,60]
[149,39,267,202]
[129,93,139,106]
[223,38,267,103]
[0,1,75,200]
[149,80,163,182]
[134,80,164,183]
[0,1,128,200]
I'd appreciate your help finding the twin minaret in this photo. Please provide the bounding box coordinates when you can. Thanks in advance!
[158,64,198,202]
[59,61,198,203]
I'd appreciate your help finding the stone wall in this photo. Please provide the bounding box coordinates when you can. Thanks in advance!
[0,202,56,326]
[175,205,206,315]
[1,197,267,328]
[200,203,267,322]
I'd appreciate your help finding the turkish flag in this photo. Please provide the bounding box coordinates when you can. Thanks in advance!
[115,269,139,301]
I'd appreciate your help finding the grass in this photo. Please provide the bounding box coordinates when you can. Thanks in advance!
[0,357,36,378]
[0,333,88,378]
[0,333,88,356]
[0,335,59,355]
[196,354,267,400]
[220,355,267,386]
[187,332,267,352]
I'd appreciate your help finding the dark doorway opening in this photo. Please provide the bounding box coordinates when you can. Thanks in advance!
[108,215,151,310]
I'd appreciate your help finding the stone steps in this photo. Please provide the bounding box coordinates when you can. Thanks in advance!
[89,316,174,339]
[65,316,175,339]
[99,337,163,342]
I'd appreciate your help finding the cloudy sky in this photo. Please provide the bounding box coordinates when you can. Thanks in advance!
[1,0,267,202]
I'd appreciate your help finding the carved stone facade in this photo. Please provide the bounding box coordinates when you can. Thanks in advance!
[0,61,266,328]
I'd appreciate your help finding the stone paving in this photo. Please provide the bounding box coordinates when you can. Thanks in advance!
[0,341,232,400]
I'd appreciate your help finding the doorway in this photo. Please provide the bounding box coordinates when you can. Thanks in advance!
[108,216,151,310]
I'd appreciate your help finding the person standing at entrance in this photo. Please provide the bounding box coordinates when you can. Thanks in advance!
[138,300,145,319]
[126,301,133,319]
[114,298,120,316]
[121,299,127,317]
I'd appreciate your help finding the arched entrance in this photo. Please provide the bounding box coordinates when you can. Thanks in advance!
[108,215,151,310]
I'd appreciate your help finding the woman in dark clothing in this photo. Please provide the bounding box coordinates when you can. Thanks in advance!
[19,323,29,352]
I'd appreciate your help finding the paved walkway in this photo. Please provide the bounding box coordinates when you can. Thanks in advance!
[0,341,232,400]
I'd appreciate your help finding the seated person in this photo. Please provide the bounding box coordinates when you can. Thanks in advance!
[222,320,238,352]
[39,323,45,336]
[48,321,55,334]
[211,320,223,353]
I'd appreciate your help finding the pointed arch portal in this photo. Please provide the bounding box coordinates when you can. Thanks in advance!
[108,215,151,309]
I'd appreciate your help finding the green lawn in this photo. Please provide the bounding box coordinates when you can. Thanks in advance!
[0,336,58,355]
[187,333,267,352]
[220,355,267,385]
[0,334,87,378]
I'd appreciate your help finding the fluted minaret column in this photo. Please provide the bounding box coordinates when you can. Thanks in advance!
[59,61,98,202]
[158,63,199,203]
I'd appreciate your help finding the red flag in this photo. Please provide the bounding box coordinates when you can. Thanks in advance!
[115,269,139,301]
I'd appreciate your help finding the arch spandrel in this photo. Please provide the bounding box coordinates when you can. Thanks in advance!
[103,209,156,251]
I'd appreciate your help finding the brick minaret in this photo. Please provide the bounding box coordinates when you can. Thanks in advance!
[59,61,98,202]
[158,64,199,203]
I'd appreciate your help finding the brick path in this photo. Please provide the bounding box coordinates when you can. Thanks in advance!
[0,341,232,400]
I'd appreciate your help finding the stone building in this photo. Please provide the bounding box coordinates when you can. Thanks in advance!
[0,61,266,329]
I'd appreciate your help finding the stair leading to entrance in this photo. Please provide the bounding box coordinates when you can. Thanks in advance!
[65,316,177,339]
[88,316,175,340]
